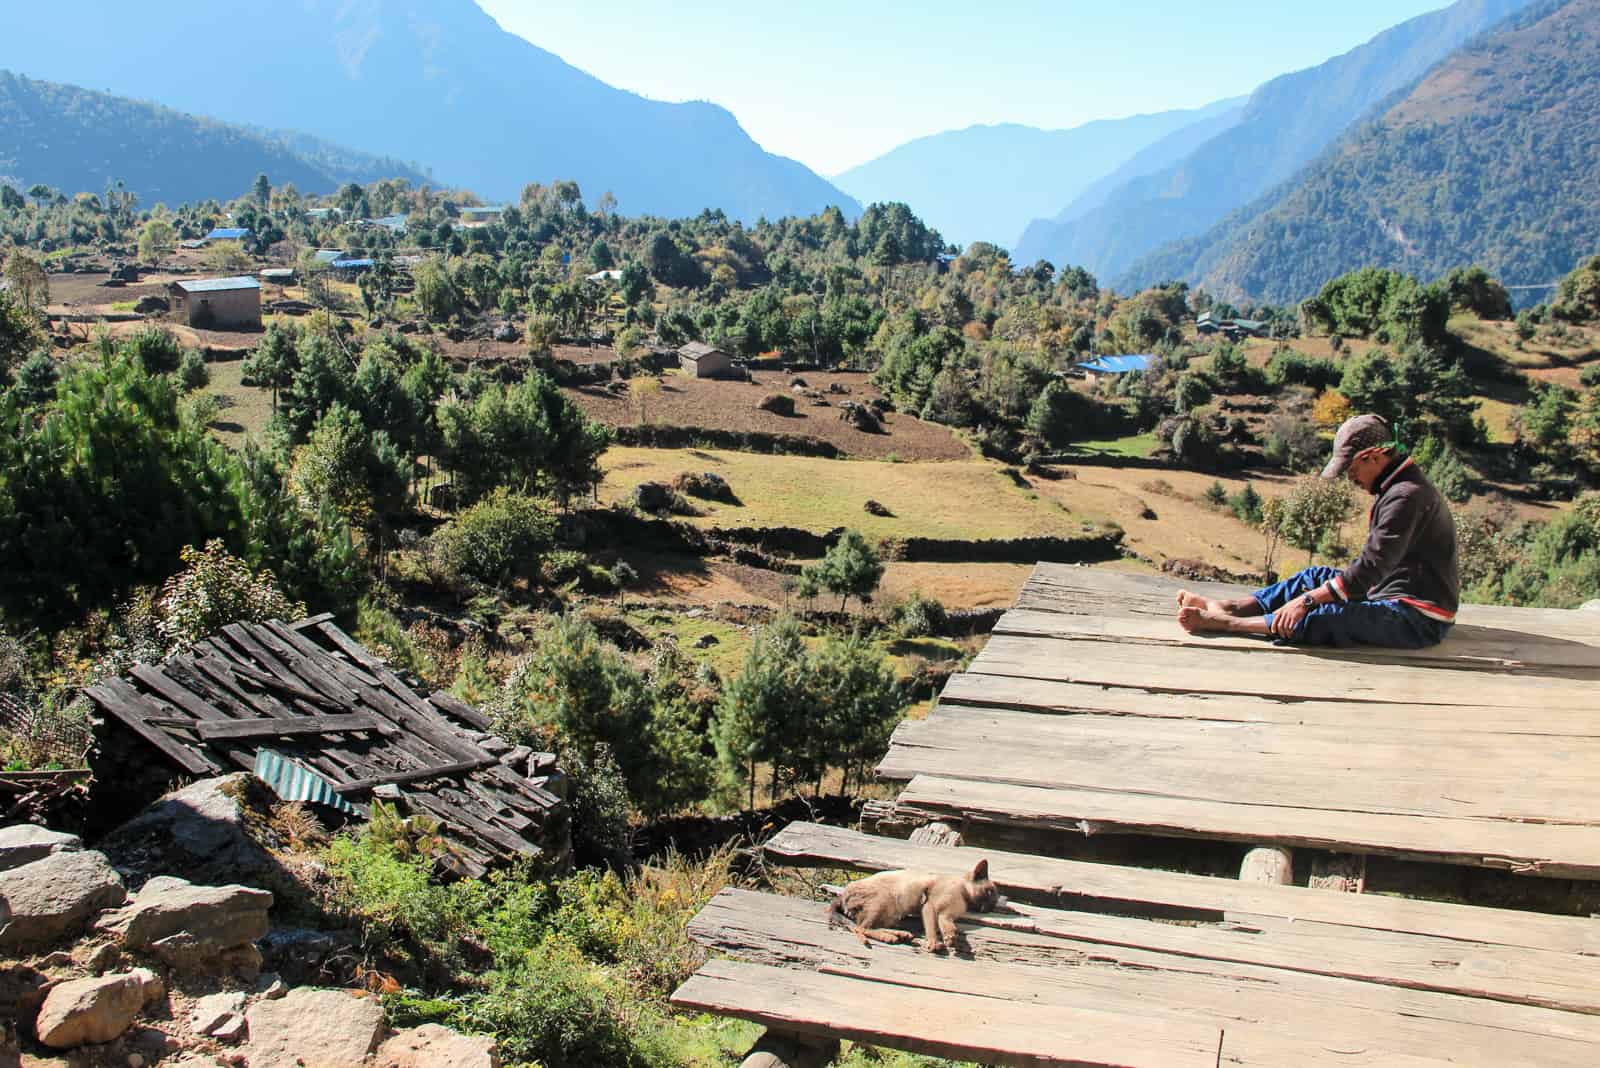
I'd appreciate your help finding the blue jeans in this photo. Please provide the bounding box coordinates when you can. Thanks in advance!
[1253,566,1451,649]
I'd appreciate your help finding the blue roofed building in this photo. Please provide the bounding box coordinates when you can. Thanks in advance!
[1075,354,1157,381]
[205,227,252,242]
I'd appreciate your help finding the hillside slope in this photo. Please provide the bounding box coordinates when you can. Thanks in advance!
[1139,0,1600,304]
[1013,0,1536,283]
[832,100,1242,250]
[0,72,428,206]
[0,0,857,223]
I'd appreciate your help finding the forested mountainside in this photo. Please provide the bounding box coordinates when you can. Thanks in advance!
[0,0,856,223]
[0,72,428,208]
[1013,0,1535,282]
[832,99,1242,250]
[1128,0,1600,304]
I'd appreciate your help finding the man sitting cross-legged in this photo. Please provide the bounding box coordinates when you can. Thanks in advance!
[1177,413,1459,649]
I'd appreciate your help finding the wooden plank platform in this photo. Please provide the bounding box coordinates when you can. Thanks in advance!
[879,565,1600,877]
[672,824,1600,1066]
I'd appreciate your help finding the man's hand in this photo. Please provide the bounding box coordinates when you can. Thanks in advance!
[1272,595,1313,638]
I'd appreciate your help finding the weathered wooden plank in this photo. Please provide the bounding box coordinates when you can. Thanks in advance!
[884,710,1600,823]
[189,714,387,741]
[936,672,1600,736]
[220,624,348,708]
[996,606,1600,673]
[763,822,1600,955]
[241,623,363,706]
[968,633,1597,708]
[331,758,498,794]
[288,611,336,631]
[893,775,1600,878]
[406,788,539,859]
[673,959,1227,1068]
[685,891,1600,1065]
[427,690,493,731]
[84,680,218,776]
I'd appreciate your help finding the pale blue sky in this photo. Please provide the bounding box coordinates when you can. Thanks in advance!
[477,0,1452,175]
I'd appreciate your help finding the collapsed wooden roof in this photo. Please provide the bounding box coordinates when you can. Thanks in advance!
[85,614,566,877]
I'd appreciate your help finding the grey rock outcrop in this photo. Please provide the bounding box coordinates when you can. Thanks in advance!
[0,825,81,871]
[245,988,385,1068]
[34,968,164,1049]
[95,876,271,972]
[0,849,126,953]
[98,774,282,893]
[190,991,247,1036]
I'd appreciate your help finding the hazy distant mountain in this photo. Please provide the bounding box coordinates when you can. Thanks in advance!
[833,100,1243,250]
[0,71,427,207]
[1130,0,1600,304]
[1013,0,1537,285]
[0,0,857,223]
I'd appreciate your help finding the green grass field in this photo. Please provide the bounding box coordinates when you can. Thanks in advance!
[1066,432,1161,458]
[200,358,276,449]
[598,446,1099,540]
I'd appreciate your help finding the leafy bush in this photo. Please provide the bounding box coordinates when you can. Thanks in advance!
[10,351,59,406]
[123,325,184,375]
[1228,484,1265,525]
[1202,481,1228,507]
[893,590,948,638]
[157,539,305,650]
[1263,414,1325,472]
[1261,476,1355,571]
[798,530,884,611]
[1413,435,1475,503]
[1266,349,1340,391]
[431,490,557,589]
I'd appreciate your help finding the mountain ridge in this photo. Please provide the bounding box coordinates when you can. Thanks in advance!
[832,100,1243,249]
[1013,0,1538,281]
[1124,0,1600,304]
[0,0,858,223]
[0,70,429,207]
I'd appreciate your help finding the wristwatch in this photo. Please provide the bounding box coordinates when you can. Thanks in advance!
[1300,593,1316,610]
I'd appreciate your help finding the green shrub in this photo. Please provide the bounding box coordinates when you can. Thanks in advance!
[157,539,304,650]
[123,325,184,375]
[541,549,589,588]
[432,490,557,589]
[893,590,948,638]
[1202,481,1228,508]
[177,349,210,391]
[1266,349,1339,391]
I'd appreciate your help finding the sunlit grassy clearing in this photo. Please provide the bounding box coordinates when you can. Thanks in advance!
[598,447,1098,540]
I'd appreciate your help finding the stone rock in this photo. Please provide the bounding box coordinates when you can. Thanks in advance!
[210,1012,247,1042]
[258,927,357,986]
[1581,599,1600,612]
[81,941,122,974]
[98,775,283,894]
[133,295,169,315]
[244,988,384,1068]
[255,972,287,999]
[0,849,126,954]
[632,480,671,512]
[0,825,81,871]
[35,968,163,1049]
[375,1024,499,1068]
[493,322,518,342]
[95,876,271,971]
[166,1056,226,1068]
[191,992,247,1035]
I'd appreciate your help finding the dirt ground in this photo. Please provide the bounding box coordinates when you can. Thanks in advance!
[569,370,971,461]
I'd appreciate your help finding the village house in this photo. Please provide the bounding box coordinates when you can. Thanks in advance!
[678,340,734,378]
[1074,353,1156,381]
[458,205,506,225]
[167,276,261,329]
[204,226,252,244]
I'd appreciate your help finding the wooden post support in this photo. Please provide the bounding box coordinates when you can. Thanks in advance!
[1239,846,1294,885]
[739,1029,840,1068]
[908,820,964,849]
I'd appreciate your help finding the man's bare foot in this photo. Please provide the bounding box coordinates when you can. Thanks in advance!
[1177,590,1229,614]
[1177,606,1240,634]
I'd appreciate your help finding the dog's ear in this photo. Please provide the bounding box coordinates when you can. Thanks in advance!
[970,858,989,881]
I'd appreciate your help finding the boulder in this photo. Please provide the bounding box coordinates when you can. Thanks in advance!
[132,295,169,315]
[375,1023,499,1068]
[493,322,518,342]
[191,991,246,1035]
[0,825,81,871]
[95,876,271,972]
[34,968,163,1049]
[632,480,671,512]
[245,988,385,1068]
[0,849,125,954]
[98,774,283,893]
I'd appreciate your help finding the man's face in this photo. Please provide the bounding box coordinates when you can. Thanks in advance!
[1346,446,1387,493]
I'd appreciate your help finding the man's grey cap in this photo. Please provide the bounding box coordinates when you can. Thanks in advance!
[1321,414,1392,479]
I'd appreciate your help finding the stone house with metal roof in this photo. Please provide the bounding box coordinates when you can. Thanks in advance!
[168,276,261,329]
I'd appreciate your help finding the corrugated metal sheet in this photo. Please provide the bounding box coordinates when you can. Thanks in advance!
[253,749,359,814]
[1078,354,1156,375]
[176,276,260,294]
[206,227,252,241]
